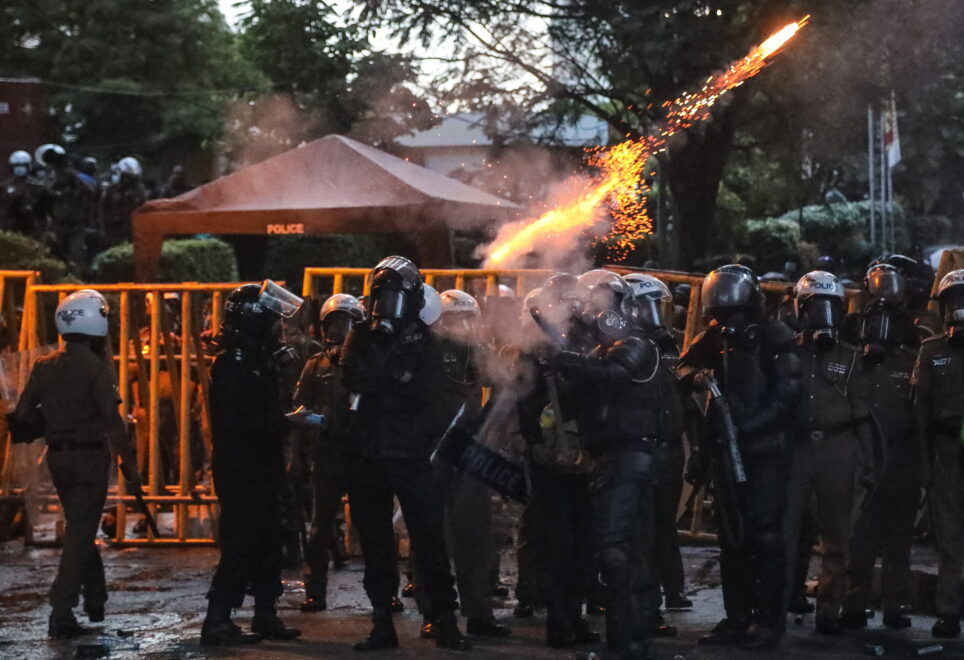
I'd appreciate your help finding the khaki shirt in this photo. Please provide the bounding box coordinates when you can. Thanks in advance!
[15,341,121,443]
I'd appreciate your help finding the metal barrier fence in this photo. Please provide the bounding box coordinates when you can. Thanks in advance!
[2,267,869,547]
[14,282,255,546]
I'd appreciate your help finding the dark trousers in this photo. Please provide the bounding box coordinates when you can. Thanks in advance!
[783,434,858,620]
[844,435,920,615]
[346,454,458,618]
[590,449,657,655]
[653,442,685,600]
[714,444,787,629]
[516,491,548,606]
[931,434,964,616]
[304,443,346,599]
[47,448,110,615]
[414,468,496,620]
[528,464,593,632]
[208,473,284,607]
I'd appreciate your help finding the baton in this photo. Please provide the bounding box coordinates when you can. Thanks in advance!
[131,486,161,538]
[529,307,566,349]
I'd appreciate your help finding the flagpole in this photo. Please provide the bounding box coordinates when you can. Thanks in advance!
[868,106,876,250]
[880,109,889,253]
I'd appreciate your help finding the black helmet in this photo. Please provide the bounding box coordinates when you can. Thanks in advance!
[701,264,762,319]
[367,256,424,331]
[222,280,303,341]
[864,263,904,306]
[79,156,98,176]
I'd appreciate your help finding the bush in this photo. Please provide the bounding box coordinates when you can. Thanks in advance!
[735,217,801,272]
[91,238,239,282]
[0,230,69,282]
[263,234,417,287]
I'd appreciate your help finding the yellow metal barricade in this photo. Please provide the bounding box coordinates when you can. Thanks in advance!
[303,267,553,299]
[20,282,257,546]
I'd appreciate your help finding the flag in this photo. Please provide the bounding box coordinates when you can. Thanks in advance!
[884,92,901,168]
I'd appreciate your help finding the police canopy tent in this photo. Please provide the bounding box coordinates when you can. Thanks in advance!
[131,134,520,281]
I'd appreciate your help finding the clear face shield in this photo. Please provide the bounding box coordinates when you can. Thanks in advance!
[866,268,904,305]
[322,310,354,346]
[637,299,665,331]
[437,311,478,340]
[799,296,842,348]
[258,280,304,318]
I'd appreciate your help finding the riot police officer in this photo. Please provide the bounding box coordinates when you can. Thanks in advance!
[340,256,470,651]
[201,281,304,646]
[783,271,870,633]
[912,269,964,638]
[677,265,801,650]
[99,156,147,247]
[625,272,692,613]
[841,264,921,629]
[13,290,141,637]
[517,272,599,649]
[552,270,661,660]
[1,150,43,236]
[295,293,365,612]
[418,289,510,637]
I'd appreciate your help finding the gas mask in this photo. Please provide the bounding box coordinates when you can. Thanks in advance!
[707,310,761,347]
[585,283,633,343]
[860,303,900,362]
[637,298,675,351]
[799,297,842,349]
[322,311,353,347]
[367,257,423,336]
[941,293,964,347]
[437,312,477,341]
[12,165,28,178]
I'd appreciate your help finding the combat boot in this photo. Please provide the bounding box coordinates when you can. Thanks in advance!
[434,613,471,650]
[200,600,261,647]
[354,607,398,651]
[251,602,302,640]
[698,617,748,645]
[48,611,89,638]
[739,623,781,650]
[932,615,961,638]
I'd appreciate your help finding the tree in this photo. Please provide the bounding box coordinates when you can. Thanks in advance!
[354,0,964,266]
[0,0,263,163]
[230,0,435,163]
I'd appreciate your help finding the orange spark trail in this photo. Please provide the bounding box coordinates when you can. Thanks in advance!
[485,16,809,268]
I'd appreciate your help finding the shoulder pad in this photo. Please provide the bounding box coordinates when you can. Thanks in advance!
[608,336,660,380]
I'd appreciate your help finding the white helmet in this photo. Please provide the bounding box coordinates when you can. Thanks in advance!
[623,272,672,303]
[937,269,964,300]
[420,284,442,325]
[937,269,964,326]
[793,270,844,301]
[117,156,142,177]
[522,287,543,313]
[320,293,365,323]
[9,150,31,166]
[440,289,481,317]
[55,289,109,337]
[34,143,65,167]
[497,283,516,299]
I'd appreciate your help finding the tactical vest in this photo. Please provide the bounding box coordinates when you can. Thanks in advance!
[916,336,964,431]
[795,341,860,434]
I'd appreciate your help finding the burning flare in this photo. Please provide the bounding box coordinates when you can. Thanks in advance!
[485,16,809,268]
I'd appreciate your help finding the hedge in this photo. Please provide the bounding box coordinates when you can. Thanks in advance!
[263,234,417,286]
[91,238,239,283]
[0,231,70,282]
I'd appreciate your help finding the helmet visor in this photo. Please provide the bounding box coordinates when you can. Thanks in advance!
[866,269,904,304]
[259,280,304,318]
[637,300,665,330]
[801,297,842,330]
[322,311,353,344]
[702,271,757,313]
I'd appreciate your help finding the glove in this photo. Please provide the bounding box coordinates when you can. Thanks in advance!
[692,369,714,393]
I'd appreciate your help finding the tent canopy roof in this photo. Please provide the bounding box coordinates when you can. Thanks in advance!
[138,134,519,222]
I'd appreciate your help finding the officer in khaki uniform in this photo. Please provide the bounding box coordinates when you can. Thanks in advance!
[913,269,964,638]
[782,272,870,633]
[13,289,140,637]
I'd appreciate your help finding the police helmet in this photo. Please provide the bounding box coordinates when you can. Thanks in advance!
[34,144,65,168]
[440,289,481,317]
[864,263,904,305]
[9,150,31,166]
[116,156,142,178]
[320,293,365,323]
[79,156,98,176]
[624,272,671,331]
[794,270,845,332]
[700,264,762,319]
[223,280,304,338]
[497,283,516,299]
[367,256,424,322]
[55,289,109,337]
[419,284,442,325]
[576,269,637,340]
[937,269,964,326]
